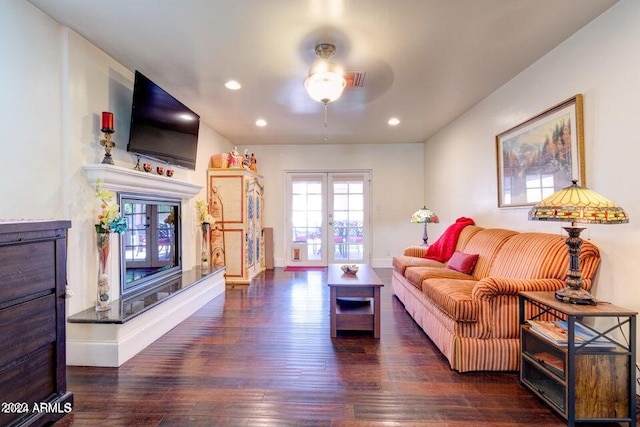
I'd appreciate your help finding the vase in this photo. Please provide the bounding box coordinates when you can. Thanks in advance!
[201,222,211,271]
[96,231,112,311]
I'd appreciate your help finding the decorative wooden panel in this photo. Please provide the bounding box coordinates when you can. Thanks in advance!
[207,169,265,284]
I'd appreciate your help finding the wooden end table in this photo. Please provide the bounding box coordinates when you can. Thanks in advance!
[327,264,384,338]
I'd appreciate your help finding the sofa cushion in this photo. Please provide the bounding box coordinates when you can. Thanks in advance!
[446,251,479,275]
[459,228,519,279]
[405,266,474,288]
[392,255,445,275]
[421,278,479,322]
[487,232,600,283]
[455,225,483,251]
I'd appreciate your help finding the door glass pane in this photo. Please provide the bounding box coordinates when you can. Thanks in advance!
[308,194,322,210]
[349,182,363,192]
[332,178,364,262]
[292,212,307,228]
[292,194,307,209]
[290,178,324,261]
[334,194,348,210]
[307,182,322,193]
[308,211,322,227]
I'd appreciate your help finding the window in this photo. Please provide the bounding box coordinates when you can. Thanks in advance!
[119,194,181,296]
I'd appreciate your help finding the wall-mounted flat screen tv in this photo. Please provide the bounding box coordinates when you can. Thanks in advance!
[127,71,200,170]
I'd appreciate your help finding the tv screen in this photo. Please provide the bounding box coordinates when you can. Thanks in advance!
[128,71,200,170]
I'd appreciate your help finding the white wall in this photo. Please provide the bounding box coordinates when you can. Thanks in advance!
[1,0,233,314]
[423,0,640,312]
[9,0,636,316]
[243,143,424,267]
[0,0,63,219]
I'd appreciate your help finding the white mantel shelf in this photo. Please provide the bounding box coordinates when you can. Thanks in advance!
[83,163,202,199]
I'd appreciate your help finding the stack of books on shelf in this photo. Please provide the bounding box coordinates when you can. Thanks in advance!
[527,320,615,348]
[534,351,564,373]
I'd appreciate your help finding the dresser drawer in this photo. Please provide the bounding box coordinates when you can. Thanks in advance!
[0,240,56,305]
[0,294,56,369]
[0,343,57,427]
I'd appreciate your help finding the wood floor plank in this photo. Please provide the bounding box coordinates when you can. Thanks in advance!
[55,268,618,426]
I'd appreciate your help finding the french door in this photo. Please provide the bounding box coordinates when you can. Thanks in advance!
[285,171,370,266]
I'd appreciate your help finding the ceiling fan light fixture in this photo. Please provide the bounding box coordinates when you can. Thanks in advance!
[305,69,346,104]
[305,43,346,104]
[224,80,241,90]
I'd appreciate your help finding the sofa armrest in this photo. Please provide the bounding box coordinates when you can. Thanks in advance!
[472,276,571,300]
[404,245,427,257]
[471,276,581,339]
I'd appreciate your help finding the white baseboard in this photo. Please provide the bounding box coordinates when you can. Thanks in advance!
[371,258,392,268]
[67,270,225,367]
[274,257,392,268]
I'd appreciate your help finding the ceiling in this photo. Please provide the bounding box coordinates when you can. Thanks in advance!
[28,0,617,146]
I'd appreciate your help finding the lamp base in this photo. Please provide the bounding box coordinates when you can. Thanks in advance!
[555,286,597,305]
[422,222,429,247]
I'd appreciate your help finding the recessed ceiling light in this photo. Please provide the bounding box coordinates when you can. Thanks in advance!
[255,119,267,127]
[225,80,241,90]
[388,117,400,126]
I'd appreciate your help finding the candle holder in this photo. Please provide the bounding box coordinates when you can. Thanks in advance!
[100,112,115,165]
[99,129,115,165]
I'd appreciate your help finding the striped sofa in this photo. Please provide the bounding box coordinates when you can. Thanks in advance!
[391,225,601,372]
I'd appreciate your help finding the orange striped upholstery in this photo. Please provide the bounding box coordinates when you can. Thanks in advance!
[392,255,445,275]
[403,245,428,257]
[457,229,518,279]
[405,266,475,284]
[473,278,566,339]
[455,225,483,251]
[391,226,602,372]
[420,278,478,322]
[453,337,520,372]
[486,232,600,281]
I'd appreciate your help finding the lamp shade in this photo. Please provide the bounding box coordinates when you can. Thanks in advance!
[528,180,627,305]
[410,206,439,224]
[304,60,346,104]
[528,180,628,225]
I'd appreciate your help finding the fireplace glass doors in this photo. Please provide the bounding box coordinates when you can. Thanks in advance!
[119,194,181,296]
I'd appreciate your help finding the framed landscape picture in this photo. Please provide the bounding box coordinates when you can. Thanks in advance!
[496,94,585,208]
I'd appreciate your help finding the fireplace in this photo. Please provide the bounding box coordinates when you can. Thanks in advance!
[70,164,226,367]
[119,194,183,296]
[84,163,202,300]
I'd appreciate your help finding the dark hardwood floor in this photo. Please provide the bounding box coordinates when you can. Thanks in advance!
[54,268,627,426]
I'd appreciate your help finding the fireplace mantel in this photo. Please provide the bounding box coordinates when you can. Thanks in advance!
[83,163,202,199]
[70,163,218,367]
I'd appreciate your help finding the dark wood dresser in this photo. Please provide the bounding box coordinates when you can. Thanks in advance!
[0,220,73,426]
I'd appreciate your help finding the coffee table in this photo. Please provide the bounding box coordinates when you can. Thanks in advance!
[327,264,384,338]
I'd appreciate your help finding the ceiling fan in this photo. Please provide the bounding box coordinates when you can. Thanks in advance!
[304,43,365,105]
[303,43,367,138]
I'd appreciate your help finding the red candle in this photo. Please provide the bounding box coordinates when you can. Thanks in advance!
[101,111,114,132]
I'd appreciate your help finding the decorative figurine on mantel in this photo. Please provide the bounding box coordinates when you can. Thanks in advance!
[99,111,116,165]
[243,149,251,169]
[249,153,257,172]
[229,147,244,168]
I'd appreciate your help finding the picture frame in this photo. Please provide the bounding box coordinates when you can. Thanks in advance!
[496,94,585,208]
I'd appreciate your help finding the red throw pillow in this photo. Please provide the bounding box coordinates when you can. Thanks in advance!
[446,251,479,275]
